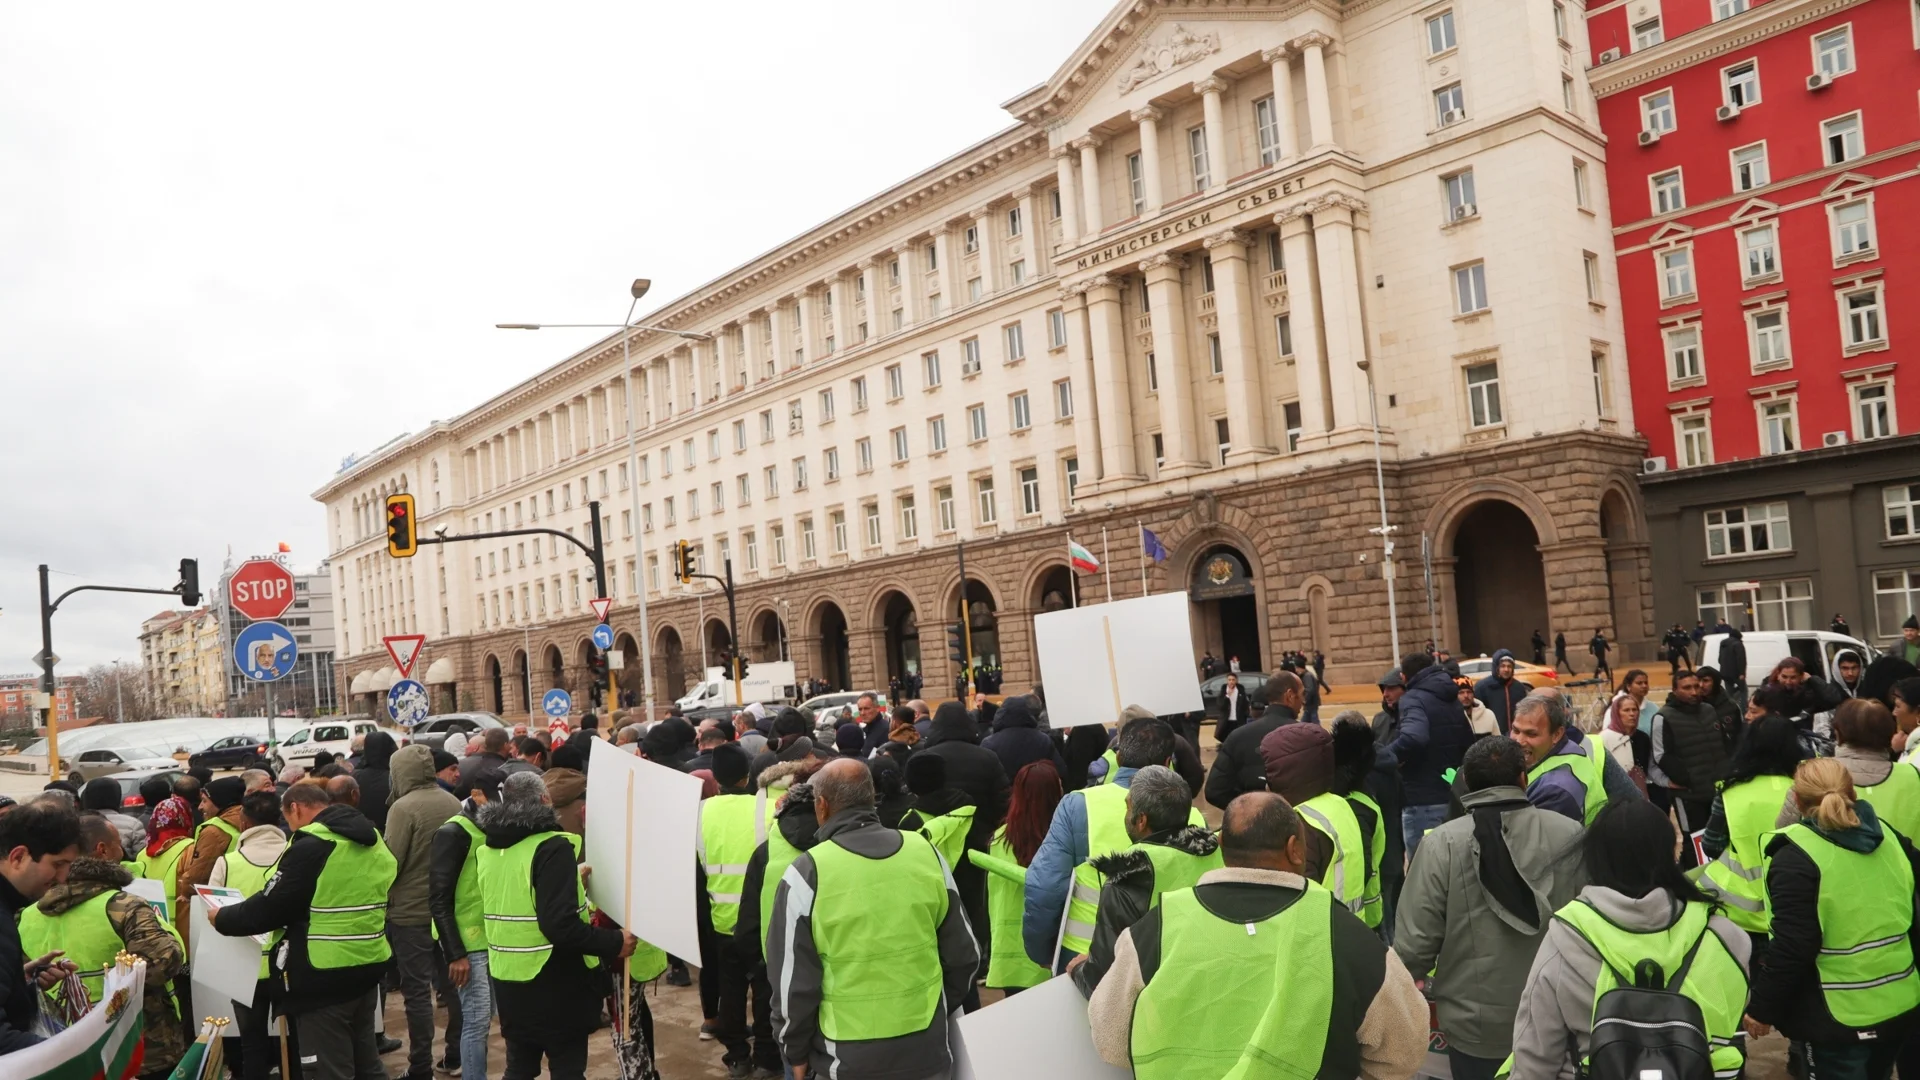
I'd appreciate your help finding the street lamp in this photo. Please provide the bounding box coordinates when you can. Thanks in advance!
[1357,359,1402,662]
[497,279,713,721]
[522,624,546,714]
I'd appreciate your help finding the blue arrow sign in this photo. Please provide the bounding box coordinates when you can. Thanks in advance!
[233,621,298,682]
[591,623,614,650]
[387,679,430,726]
[542,688,572,718]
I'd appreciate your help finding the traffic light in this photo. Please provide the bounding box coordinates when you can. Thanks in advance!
[734,653,749,680]
[588,650,610,697]
[385,494,418,558]
[178,558,201,606]
[675,539,695,583]
[947,622,966,663]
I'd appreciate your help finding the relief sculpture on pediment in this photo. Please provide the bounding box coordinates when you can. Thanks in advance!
[1117,24,1222,93]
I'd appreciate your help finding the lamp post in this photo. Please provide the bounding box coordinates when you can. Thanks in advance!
[498,281,713,722]
[1357,359,1402,662]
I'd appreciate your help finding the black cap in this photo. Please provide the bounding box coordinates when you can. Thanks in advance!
[1905,614,1919,631]
[1376,667,1404,688]
[430,749,459,773]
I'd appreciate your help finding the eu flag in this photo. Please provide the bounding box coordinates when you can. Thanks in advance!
[1141,526,1168,563]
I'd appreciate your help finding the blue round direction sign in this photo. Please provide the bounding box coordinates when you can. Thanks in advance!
[387,679,429,726]
[591,623,615,650]
[542,688,572,718]
[233,621,299,682]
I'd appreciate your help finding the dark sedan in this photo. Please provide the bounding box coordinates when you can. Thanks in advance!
[187,735,272,773]
[1198,672,1273,721]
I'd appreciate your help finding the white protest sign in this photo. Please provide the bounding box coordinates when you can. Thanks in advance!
[126,877,168,924]
[952,975,1131,1080]
[1033,591,1204,730]
[584,737,703,960]
[190,895,265,1014]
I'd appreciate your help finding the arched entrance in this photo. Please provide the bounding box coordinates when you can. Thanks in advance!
[614,633,640,707]
[544,645,564,694]
[814,602,851,692]
[753,610,788,662]
[657,628,687,700]
[512,649,531,715]
[1189,546,1263,672]
[1034,566,1077,613]
[951,579,1000,693]
[705,620,733,666]
[880,592,920,684]
[484,654,503,715]
[1453,500,1549,657]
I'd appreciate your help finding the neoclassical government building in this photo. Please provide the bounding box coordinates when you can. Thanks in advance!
[319,0,1652,716]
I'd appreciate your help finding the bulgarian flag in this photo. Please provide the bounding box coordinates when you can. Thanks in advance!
[1068,539,1100,574]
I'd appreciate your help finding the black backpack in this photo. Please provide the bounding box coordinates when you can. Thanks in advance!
[1582,923,1717,1080]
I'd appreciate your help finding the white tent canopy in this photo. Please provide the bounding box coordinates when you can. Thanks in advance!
[349,670,375,694]
[25,717,274,761]
[424,657,456,684]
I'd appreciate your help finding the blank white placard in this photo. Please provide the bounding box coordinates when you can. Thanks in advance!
[584,737,704,961]
[952,975,1132,1079]
[1033,592,1204,730]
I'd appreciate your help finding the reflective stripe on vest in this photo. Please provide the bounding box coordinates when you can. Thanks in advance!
[1769,820,1920,1028]
[1527,735,1608,825]
[1859,766,1920,848]
[18,891,181,1016]
[1131,884,1334,1079]
[810,830,949,1042]
[1299,793,1366,915]
[478,831,598,982]
[1697,775,1793,932]
[1064,785,1205,956]
[971,829,1051,991]
[1556,899,1750,1079]
[1348,791,1387,929]
[220,847,280,979]
[700,794,771,934]
[300,823,398,970]
[134,837,192,925]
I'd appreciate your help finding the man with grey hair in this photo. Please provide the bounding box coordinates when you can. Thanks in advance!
[1071,766,1222,994]
[1507,690,1639,824]
[766,758,978,1080]
[240,769,274,795]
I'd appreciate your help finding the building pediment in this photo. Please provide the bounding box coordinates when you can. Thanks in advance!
[1647,222,1695,245]
[1821,172,1875,197]
[1728,198,1779,222]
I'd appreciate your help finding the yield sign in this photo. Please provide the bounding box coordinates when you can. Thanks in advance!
[589,597,613,622]
[384,635,427,680]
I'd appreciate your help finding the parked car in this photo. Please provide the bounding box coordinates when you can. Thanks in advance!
[110,765,186,811]
[1699,630,1880,688]
[407,712,505,751]
[1199,672,1274,721]
[800,691,887,725]
[1456,655,1563,689]
[68,748,183,784]
[187,734,273,773]
[271,717,408,772]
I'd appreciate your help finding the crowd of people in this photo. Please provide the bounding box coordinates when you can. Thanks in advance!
[6,632,1920,1079]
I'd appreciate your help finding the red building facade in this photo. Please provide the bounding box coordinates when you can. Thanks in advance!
[1591,0,1920,644]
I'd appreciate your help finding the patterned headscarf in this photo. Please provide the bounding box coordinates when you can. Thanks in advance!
[145,795,194,856]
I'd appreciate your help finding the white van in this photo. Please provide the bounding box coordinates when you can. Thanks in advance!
[271,718,409,772]
[1698,630,1879,687]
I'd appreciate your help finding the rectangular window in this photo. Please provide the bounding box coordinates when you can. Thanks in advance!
[856,437,873,473]
[1019,466,1041,515]
[1554,1,1569,39]
[1705,501,1792,556]
[1275,314,1293,357]
[682,440,695,471]
[1574,159,1591,208]
[715,538,729,574]
[852,376,868,411]
[687,488,699,518]
[1064,458,1081,506]
[1434,83,1465,125]
[1454,262,1489,314]
[1049,188,1062,220]
[1751,308,1790,368]
[1283,402,1303,452]
[801,517,816,560]
[1660,248,1694,300]
[1651,169,1685,214]
[1563,75,1578,114]
[925,242,938,271]
[1445,170,1476,220]
[1677,414,1713,467]
[1214,418,1231,465]
[658,451,672,479]
[1759,398,1798,454]
[1885,483,1920,538]
[1188,126,1211,191]
[1834,200,1875,258]
[1427,10,1456,54]
[737,473,751,505]
[1725,60,1760,107]
[1004,322,1025,362]
[929,415,947,452]
[898,496,918,540]
[885,364,904,399]
[1206,333,1223,376]
[787,400,803,435]
[746,530,761,570]
[1742,224,1779,280]
[663,496,675,526]
[1009,260,1026,285]
[771,525,786,566]
[968,277,983,303]
[764,464,779,496]
[1668,325,1704,382]
[1055,379,1073,419]
[864,502,882,547]
[730,420,745,451]
[818,388,835,423]
[1731,144,1769,191]
[792,456,808,491]
[1255,95,1282,165]
[1634,18,1664,49]
[1267,231,1284,272]
[1584,252,1602,302]
[1201,255,1215,294]
[937,485,956,532]
[711,481,724,511]
[1815,26,1854,76]
[1048,308,1068,349]
[1643,89,1676,133]
[824,447,840,482]
[891,426,909,462]
[759,410,774,443]
[960,337,982,375]
[963,224,979,254]
[968,404,988,442]
[1824,113,1864,165]
[890,308,903,331]
[1845,287,1885,347]
[1145,352,1159,391]
[1010,392,1032,431]
[1151,433,1165,475]
[976,477,997,524]
[1127,152,1146,215]
[1856,382,1894,440]
[1714,0,1749,17]
[1465,362,1504,428]
[923,351,941,388]
[831,510,847,553]
[1007,205,1022,237]
[643,503,654,532]
[1874,570,1920,639]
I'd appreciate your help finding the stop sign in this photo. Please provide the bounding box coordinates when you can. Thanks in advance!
[229,558,296,621]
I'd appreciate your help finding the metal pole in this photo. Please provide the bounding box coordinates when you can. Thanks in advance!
[1366,373,1402,661]
[588,499,612,714]
[1422,531,1439,652]
[725,558,741,707]
[956,542,974,699]
[38,564,59,782]
[619,320,658,723]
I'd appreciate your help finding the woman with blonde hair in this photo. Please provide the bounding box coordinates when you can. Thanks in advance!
[1747,757,1920,1079]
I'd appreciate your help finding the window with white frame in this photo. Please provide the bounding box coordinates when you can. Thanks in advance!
[1751,308,1790,368]
[864,502,882,546]
[1824,113,1864,165]
[818,388,835,424]
[1677,414,1713,467]
[1214,418,1231,464]
[787,400,803,435]
[968,404,988,442]
[1642,89,1676,133]
[1563,75,1578,114]
[1815,26,1854,77]
[1706,501,1792,557]
[855,437,873,473]
[758,410,774,443]
[1651,170,1685,214]
[1255,96,1283,165]
[928,415,947,452]
[1049,188,1062,220]
[1856,381,1895,440]
[885,364,904,399]
[1885,483,1920,537]
[1667,325,1704,382]
[1634,18,1664,49]
[1009,260,1026,285]
[1584,252,1603,302]
[1151,433,1166,475]
[1833,200,1875,259]
[1005,322,1026,362]
[1844,286,1885,348]
[1554,1,1569,39]
[1454,262,1489,314]
[1660,248,1695,300]
[660,448,673,477]
[962,224,979,254]
[1018,466,1041,515]
[891,426,909,463]
[1006,205,1022,237]
[663,496,675,525]
[1010,392,1032,431]
[1731,144,1769,191]
[764,464,779,496]
[1275,314,1294,357]
[1127,152,1146,215]
[1145,351,1159,391]
[1742,224,1779,280]
[1874,570,1920,638]
[936,485,955,532]
[705,432,719,461]
[800,517,815,560]
[1055,379,1073,419]
[711,481,725,511]
[1207,333,1224,375]
[1201,255,1215,294]
[898,495,917,540]
[925,242,938,271]
[1427,10,1456,54]
[923,351,941,388]
[1724,59,1760,107]
[792,456,808,491]
[1063,456,1082,506]
[1444,170,1476,220]
[1048,309,1068,350]
[1758,398,1798,455]
[771,524,786,566]
[1574,159,1591,208]
[1434,83,1465,125]
[823,447,840,482]
[1464,362,1503,428]
[851,376,868,412]
[831,510,847,553]
[1284,402,1303,452]
[738,473,751,505]
[960,337,981,375]
[976,477,997,524]
[1714,0,1749,19]
[968,277,983,303]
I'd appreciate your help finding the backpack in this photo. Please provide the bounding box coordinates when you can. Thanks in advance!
[1583,925,1715,1080]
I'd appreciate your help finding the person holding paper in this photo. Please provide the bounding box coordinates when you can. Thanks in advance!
[1086,791,1427,1079]
[209,790,293,1080]
[176,776,249,953]
[766,758,980,1080]
[430,766,506,1080]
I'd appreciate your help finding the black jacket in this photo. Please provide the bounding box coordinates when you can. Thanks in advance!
[428,800,482,958]
[916,703,1011,846]
[1072,826,1219,994]
[457,750,508,789]
[979,698,1065,783]
[478,799,626,1039]
[213,803,389,1013]
[1719,635,1749,687]
[0,872,41,1052]
[1471,650,1525,737]
[1750,803,1920,1043]
[356,731,397,833]
[1385,666,1476,807]
[1214,685,1255,741]
[1204,705,1297,810]
[1656,694,1729,808]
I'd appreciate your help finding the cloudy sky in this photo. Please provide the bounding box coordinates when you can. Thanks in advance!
[0,0,1117,676]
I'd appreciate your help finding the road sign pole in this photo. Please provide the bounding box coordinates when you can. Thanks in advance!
[588,500,610,713]
[38,565,58,782]
[726,558,741,708]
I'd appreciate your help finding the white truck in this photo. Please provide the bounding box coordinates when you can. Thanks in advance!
[676,661,799,718]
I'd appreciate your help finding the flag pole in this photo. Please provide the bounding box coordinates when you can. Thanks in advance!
[1138,520,1147,596]
[1102,526,1112,604]
[1068,537,1079,608]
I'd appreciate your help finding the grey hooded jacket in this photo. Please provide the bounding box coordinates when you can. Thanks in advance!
[1392,785,1587,1059]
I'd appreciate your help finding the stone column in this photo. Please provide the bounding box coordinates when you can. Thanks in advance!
[828,274,853,352]
[1017,187,1041,275]
[1142,254,1206,476]
[1308,194,1369,431]
[657,355,676,421]
[850,627,886,691]
[1194,78,1230,191]
[1061,287,1103,480]
[1052,147,1081,246]
[1275,205,1328,441]
[974,205,1001,296]
[934,227,959,314]
[743,312,768,386]
[1075,136,1105,236]
[795,290,816,367]
[1130,106,1164,213]
[716,325,736,400]
[676,346,697,413]
[1262,47,1301,161]
[1207,229,1276,462]
[861,262,885,340]
[1541,539,1614,643]
[1294,32,1336,151]
[894,244,921,327]
[1084,275,1141,480]
[768,303,793,374]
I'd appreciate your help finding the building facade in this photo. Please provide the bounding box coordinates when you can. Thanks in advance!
[0,675,83,732]
[212,560,340,716]
[318,0,1654,717]
[1590,0,1920,643]
[138,608,224,717]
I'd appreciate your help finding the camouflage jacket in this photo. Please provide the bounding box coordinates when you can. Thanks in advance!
[35,858,187,1074]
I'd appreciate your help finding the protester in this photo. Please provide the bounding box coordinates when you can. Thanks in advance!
[0,802,81,1052]
[175,775,248,952]
[380,742,462,1080]
[1601,669,1653,796]
[1473,650,1527,737]
[1653,670,1731,849]
[1394,737,1585,1080]
[1894,677,1920,760]
[78,777,146,855]
[1204,671,1301,811]
[357,731,398,832]
[1383,651,1475,860]
[733,760,826,966]
[1509,800,1751,1079]
[209,781,398,1080]
[325,774,360,808]
[980,694,1064,782]
[698,743,781,1078]
[1510,691,1615,825]
[899,753,978,873]
[1086,791,1426,1077]
[208,790,291,1080]
[1696,666,1742,745]
[1329,715,1389,930]
[460,729,513,787]
[1458,676,1499,738]
[865,756,916,829]
[134,793,195,928]
[970,760,1058,995]
[1694,714,1800,939]
[766,758,979,1079]
[1783,699,1920,844]
[428,766,502,1080]
[1748,758,1920,1078]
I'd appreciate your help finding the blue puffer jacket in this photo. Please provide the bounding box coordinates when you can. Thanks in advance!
[1472,649,1528,737]
[1386,664,1476,806]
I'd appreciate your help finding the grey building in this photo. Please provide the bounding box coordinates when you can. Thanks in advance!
[215,559,339,716]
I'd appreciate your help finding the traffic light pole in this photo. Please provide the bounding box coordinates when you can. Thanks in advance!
[679,551,741,708]
[956,542,975,700]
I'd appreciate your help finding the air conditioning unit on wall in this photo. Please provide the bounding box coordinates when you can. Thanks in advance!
[1599,48,1622,63]
[1823,431,1849,447]
[1638,129,1662,146]
[1716,104,1741,122]
[1642,456,1670,474]
[1808,73,1831,90]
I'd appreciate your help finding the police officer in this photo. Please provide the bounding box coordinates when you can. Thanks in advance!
[477,771,635,1080]
[210,780,398,1080]
[700,744,780,1078]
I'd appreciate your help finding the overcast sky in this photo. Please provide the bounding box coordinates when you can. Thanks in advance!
[0,1,1117,677]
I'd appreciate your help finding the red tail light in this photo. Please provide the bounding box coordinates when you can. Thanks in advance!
[122,794,142,808]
